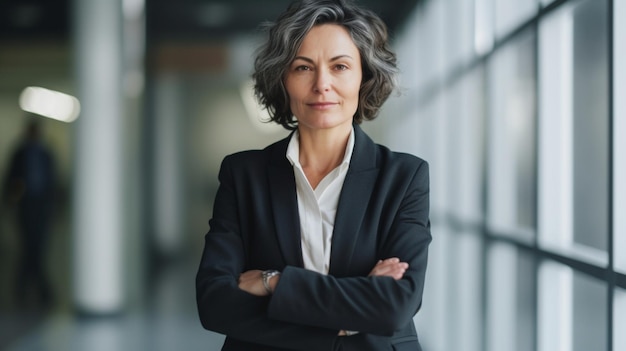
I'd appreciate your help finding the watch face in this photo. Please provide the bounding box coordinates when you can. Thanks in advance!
[263,270,279,278]
[262,270,280,293]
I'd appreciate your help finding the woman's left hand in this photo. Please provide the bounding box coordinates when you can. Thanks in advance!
[238,270,270,296]
[368,257,408,280]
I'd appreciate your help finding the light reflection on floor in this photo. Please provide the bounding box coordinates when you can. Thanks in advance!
[5,312,225,351]
[3,257,225,351]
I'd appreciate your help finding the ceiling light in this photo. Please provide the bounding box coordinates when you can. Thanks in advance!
[19,86,81,123]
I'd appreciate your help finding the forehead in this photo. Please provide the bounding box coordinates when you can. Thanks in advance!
[296,24,359,55]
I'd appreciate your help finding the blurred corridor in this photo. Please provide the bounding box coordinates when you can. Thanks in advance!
[1,256,225,351]
[1,0,626,350]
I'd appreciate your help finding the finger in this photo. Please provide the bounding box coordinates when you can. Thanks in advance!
[375,260,408,271]
[372,264,405,277]
[373,263,409,279]
[390,267,407,280]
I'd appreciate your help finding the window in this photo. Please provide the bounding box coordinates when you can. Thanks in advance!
[448,68,486,224]
[616,288,626,351]
[413,224,453,351]
[538,0,609,265]
[384,0,618,350]
[449,231,484,351]
[486,29,536,242]
[540,0,557,7]
[538,261,572,351]
[571,0,609,255]
[615,0,626,274]
[397,1,446,89]
[572,272,607,351]
[538,261,608,351]
[443,0,476,69]
[486,242,535,351]
[494,0,538,39]
[475,0,495,55]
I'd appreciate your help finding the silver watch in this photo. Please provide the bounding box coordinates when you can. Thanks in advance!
[261,270,281,294]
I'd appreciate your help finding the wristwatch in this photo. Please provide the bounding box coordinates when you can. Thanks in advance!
[261,270,281,294]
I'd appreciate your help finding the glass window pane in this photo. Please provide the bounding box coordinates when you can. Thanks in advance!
[494,0,538,40]
[538,5,574,251]
[539,263,606,351]
[615,0,626,274]
[538,261,573,351]
[444,0,475,69]
[487,29,536,241]
[475,0,495,55]
[449,232,484,351]
[397,1,446,89]
[572,272,607,351]
[417,95,447,214]
[571,0,609,253]
[616,288,626,351]
[538,0,609,265]
[413,224,453,351]
[448,68,486,223]
[486,242,535,351]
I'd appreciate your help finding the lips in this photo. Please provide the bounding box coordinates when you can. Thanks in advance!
[307,102,338,110]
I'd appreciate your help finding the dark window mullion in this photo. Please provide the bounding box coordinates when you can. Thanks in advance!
[607,1,615,350]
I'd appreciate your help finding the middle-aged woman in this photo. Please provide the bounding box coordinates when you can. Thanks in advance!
[196,0,431,350]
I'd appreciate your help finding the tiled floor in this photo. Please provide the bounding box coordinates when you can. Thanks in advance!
[1,257,226,351]
[0,195,227,351]
[3,310,225,351]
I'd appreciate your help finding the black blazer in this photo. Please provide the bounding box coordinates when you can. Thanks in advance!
[196,125,431,351]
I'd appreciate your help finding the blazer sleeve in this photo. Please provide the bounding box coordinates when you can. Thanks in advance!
[196,155,340,351]
[267,159,431,336]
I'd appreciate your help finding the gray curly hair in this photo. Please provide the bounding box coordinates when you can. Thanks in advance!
[252,0,398,130]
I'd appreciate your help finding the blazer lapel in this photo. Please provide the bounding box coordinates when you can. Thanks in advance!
[268,136,304,268]
[329,125,379,276]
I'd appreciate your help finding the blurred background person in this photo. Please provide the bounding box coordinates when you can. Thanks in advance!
[2,118,57,311]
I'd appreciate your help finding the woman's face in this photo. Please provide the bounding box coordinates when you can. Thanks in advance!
[284,24,362,133]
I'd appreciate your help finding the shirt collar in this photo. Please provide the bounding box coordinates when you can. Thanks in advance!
[286,127,355,170]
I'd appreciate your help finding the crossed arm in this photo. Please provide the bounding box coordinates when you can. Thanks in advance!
[238,257,409,336]
[196,155,430,350]
[238,257,408,296]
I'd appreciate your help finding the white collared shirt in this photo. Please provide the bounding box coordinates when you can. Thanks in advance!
[286,128,355,274]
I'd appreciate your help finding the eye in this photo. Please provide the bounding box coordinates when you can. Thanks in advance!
[334,64,348,71]
[294,65,311,71]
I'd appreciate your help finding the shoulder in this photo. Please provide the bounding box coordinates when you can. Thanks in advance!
[222,149,266,165]
[375,144,428,175]
[220,136,290,171]
[372,145,430,196]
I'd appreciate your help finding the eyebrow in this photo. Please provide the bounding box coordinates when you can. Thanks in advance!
[292,55,354,63]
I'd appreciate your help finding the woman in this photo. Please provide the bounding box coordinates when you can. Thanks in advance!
[196,0,431,350]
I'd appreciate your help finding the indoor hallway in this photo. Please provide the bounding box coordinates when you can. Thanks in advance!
[1,256,225,351]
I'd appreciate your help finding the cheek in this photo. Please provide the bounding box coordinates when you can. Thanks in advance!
[347,74,363,99]
[285,78,305,101]
[348,81,362,102]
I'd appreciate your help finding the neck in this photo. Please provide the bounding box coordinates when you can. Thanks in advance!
[297,125,351,187]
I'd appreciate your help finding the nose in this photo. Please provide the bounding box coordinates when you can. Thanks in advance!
[313,69,331,93]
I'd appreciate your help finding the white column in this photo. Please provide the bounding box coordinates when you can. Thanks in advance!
[153,74,185,256]
[72,0,125,313]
